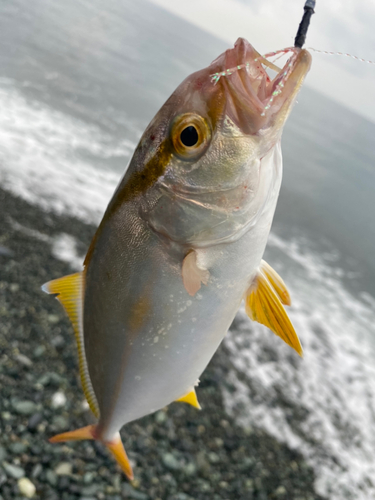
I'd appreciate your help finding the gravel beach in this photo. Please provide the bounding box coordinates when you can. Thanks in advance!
[0,187,326,500]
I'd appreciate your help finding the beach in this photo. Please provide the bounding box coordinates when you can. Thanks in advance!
[0,187,326,500]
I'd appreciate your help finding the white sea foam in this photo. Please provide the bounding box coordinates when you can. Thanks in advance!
[0,84,134,223]
[222,232,375,500]
[51,233,84,271]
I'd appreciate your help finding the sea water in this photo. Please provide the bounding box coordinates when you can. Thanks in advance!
[0,1,374,498]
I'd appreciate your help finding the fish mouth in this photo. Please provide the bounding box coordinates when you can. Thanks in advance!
[210,38,312,134]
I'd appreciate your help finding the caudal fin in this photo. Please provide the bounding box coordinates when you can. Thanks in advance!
[49,425,134,480]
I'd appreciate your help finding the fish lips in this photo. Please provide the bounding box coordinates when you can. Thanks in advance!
[211,38,312,135]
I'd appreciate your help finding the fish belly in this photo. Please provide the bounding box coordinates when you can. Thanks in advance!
[83,201,274,441]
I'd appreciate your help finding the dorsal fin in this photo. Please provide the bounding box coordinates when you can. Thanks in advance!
[176,388,201,409]
[42,272,100,417]
[245,261,303,356]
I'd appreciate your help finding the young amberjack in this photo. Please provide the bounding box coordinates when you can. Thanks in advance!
[43,39,311,479]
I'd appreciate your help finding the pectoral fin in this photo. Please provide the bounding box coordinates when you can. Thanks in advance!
[182,250,210,297]
[260,259,291,305]
[176,388,201,409]
[245,261,302,356]
[42,272,99,417]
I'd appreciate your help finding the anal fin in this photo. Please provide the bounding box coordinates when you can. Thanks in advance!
[176,388,201,409]
[245,261,303,356]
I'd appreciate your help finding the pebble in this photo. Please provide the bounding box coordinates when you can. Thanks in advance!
[198,479,211,492]
[51,391,67,409]
[12,400,38,415]
[0,245,13,256]
[0,446,7,461]
[169,494,194,500]
[162,452,181,471]
[83,471,96,484]
[245,478,254,489]
[2,462,25,479]
[81,484,102,496]
[37,372,63,387]
[31,463,43,479]
[182,462,196,476]
[55,462,72,476]
[0,469,5,487]
[9,442,28,454]
[51,334,64,347]
[154,411,167,424]
[15,353,33,367]
[275,485,287,496]
[122,484,149,500]
[48,314,60,324]
[9,283,20,293]
[33,345,46,358]
[18,477,36,498]
[28,412,43,431]
[51,415,69,431]
[208,452,220,464]
[214,437,224,448]
[45,469,57,486]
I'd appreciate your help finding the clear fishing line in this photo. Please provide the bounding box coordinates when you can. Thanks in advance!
[306,47,375,65]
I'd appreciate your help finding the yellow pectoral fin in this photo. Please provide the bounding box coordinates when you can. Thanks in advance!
[245,267,303,357]
[176,388,201,409]
[42,272,99,418]
[260,260,291,306]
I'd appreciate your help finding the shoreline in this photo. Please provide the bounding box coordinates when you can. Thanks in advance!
[0,186,325,500]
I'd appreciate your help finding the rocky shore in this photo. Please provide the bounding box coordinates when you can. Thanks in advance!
[0,187,325,500]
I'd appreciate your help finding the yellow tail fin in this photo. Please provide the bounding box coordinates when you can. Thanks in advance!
[49,425,134,480]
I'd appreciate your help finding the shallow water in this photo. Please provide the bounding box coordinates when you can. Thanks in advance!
[0,0,375,498]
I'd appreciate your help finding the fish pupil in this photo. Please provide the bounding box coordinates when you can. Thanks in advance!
[180,126,198,147]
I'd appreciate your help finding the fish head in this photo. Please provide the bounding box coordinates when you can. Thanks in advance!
[117,38,311,246]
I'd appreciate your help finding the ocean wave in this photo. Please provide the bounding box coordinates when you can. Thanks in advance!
[222,232,375,500]
[0,84,134,223]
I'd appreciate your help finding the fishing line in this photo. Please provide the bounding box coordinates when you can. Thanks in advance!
[306,47,375,65]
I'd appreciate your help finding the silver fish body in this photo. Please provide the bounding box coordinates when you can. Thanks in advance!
[44,38,311,477]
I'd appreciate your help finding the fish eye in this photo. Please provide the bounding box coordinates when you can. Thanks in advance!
[171,113,211,160]
[180,126,198,147]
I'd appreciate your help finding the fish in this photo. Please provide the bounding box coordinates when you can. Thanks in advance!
[42,38,311,480]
